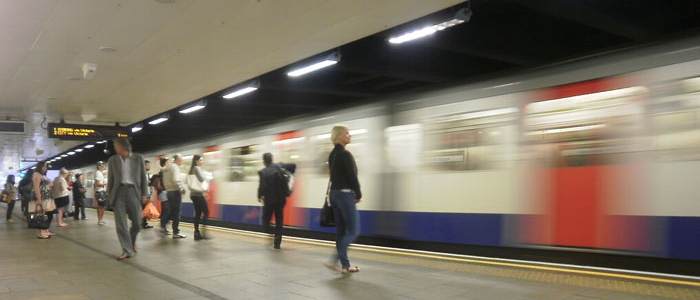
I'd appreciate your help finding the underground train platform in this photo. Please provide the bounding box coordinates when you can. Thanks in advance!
[4,1,700,300]
[0,207,699,300]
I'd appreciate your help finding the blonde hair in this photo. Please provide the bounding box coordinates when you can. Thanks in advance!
[330,125,348,144]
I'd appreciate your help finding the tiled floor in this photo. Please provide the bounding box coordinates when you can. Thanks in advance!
[0,206,698,300]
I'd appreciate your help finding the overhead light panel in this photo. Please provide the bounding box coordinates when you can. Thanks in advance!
[60,155,67,158]
[96,140,106,144]
[179,100,207,114]
[223,81,259,99]
[67,151,76,155]
[287,52,340,77]
[84,144,95,149]
[75,149,83,152]
[388,7,471,45]
[148,114,169,125]
[131,124,143,133]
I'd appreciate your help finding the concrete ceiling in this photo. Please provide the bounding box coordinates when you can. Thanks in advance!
[0,0,462,176]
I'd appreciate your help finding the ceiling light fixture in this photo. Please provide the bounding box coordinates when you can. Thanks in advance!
[84,144,95,149]
[96,140,106,144]
[148,114,169,125]
[61,154,67,158]
[179,100,207,114]
[75,149,83,152]
[131,124,143,133]
[67,151,76,155]
[287,52,340,77]
[222,81,259,99]
[388,7,471,45]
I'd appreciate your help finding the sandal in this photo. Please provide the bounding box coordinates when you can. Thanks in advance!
[342,266,360,273]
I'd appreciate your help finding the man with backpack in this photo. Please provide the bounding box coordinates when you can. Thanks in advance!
[257,152,295,249]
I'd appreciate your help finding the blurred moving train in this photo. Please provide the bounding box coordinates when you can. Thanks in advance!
[76,37,700,263]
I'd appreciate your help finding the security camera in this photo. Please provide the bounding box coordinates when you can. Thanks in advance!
[82,63,97,80]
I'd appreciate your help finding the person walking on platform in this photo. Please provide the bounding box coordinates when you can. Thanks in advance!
[107,138,150,260]
[94,161,108,225]
[163,154,186,239]
[2,175,18,223]
[157,157,170,235]
[142,160,154,229]
[52,168,71,227]
[325,126,362,273]
[72,173,87,220]
[257,153,295,249]
[187,155,210,241]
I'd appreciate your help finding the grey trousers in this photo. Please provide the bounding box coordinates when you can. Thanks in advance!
[113,185,142,256]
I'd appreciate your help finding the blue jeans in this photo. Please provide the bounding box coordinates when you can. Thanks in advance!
[330,190,360,268]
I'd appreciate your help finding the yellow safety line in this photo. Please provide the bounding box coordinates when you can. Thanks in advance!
[180,222,700,288]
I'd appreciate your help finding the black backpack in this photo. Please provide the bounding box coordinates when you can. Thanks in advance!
[276,166,293,197]
[18,177,32,200]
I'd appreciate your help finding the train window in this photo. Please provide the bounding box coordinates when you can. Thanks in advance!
[424,108,517,171]
[524,86,646,167]
[226,145,260,182]
[313,129,368,174]
[649,77,700,161]
[272,137,305,165]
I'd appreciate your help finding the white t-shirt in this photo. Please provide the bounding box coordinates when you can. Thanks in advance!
[95,171,106,192]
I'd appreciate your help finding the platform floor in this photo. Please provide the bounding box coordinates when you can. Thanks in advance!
[0,207,699,300]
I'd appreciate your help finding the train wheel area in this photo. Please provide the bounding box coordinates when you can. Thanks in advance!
[1,206,698,300]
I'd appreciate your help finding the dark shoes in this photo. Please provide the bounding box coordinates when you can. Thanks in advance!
[194,230,202,241]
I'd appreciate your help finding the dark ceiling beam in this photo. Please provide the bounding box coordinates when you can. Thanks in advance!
[517,0,651,41]
[427,42,542,66]
[343,74,382,85]
[337,64,452,84]
[263,85,375,98]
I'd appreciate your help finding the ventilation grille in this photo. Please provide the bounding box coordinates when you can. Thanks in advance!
[0,121,26,134]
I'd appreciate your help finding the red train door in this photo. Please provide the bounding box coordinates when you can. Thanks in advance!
[523,78,647,249]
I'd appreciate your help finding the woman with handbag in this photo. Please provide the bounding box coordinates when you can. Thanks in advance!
[31,162,54,239]
[324,126,362,274]
[3,175,18,223]
[52,168,71,227]
[187,155,209,241]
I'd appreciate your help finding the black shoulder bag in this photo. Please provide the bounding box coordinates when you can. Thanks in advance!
[320,153,336,227]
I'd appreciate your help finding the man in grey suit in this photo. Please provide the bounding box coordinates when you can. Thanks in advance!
[107,138,150,260]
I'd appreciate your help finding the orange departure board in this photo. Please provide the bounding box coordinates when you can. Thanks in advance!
[47,123,128,140]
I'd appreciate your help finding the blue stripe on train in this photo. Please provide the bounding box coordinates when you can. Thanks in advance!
[180,203,700,260]
[665,217,700,260]
[181,203,502,246]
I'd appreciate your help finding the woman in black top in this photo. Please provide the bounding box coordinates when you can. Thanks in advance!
[188,155,209,241]
[72,173,87,220]
[325,126,362,273]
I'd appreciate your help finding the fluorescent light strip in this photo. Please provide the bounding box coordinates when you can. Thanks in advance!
[61,155,67,158]
[67,151,76,155]
[179,104,206,114]
[148,117,168,125]
[131,126,143,133]
[84,144,95,149]
[223,86,258,99]
[287,59,338,77]
[96,140,106,144]
[75,149,83,152]
[389,18,465,44]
